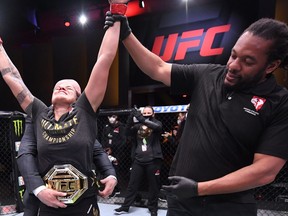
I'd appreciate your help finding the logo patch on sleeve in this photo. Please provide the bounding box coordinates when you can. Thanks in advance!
[251,96,266,111]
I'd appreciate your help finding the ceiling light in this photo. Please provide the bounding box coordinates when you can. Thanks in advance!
[64,18,71,27]
[79,14,88,25]
[139,0,145,8]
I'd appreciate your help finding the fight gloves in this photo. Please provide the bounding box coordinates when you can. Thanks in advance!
[104,11,115,31]
[104,9,131,40]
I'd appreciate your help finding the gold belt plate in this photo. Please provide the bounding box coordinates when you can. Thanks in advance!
[43,164,88,204]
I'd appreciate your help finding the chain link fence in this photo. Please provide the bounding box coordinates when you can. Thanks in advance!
[96,106,288,215]
[0,112,25,215]
[0,108,287,215]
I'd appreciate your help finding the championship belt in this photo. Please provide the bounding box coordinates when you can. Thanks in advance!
[43,164,88,204]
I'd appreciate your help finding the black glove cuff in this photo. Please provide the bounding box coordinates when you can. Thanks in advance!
[194,182,199,196]
[121,28,131,41]
[112,15,131,41]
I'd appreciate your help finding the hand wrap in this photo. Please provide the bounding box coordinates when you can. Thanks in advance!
[110,4,127,15]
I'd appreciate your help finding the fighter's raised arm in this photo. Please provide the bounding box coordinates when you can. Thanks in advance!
[84,1,122,112]
[104,13,172,86]
[0,38,34,115]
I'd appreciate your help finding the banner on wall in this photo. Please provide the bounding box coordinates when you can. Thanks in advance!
[130,1,258,86]
[142,1,257,65]
[136,104,189,114]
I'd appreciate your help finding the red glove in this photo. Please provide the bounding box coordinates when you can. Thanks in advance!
[110,4,127,15]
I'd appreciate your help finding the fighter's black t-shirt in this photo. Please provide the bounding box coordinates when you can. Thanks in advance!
[32,93,98,181]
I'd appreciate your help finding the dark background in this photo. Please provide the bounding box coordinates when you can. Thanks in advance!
[0,0,284,111]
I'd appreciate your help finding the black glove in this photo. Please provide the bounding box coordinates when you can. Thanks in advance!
[104,11,114,31]
[131,108,145,123]
[103,12,131,41]
[161,176,198,200]
[114,15,131,40]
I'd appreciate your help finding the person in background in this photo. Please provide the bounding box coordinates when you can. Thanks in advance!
[102,114,126,158]
[101,114,127,195]
[175,104,189,144]
[0,1,123,214]
[102,114,126,151]
[105,146,119,166]
[160,124,179,201]
[161,125,179,147]
[114,106,163,216]
[18,117,117,216]
[161,103,189,147]
[105,14,288,216]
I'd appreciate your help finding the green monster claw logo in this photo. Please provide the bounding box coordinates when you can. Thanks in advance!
[19,189,25,201]
[13,119,23,137]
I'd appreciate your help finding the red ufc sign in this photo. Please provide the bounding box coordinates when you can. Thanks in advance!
[152,24,231,61]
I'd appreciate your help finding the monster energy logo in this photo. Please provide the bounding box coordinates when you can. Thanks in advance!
[13,119,23,137]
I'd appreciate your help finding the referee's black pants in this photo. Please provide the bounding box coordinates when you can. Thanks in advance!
[166,195,257,216]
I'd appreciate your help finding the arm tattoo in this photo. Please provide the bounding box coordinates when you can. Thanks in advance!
[17,87,29,105]
[11,67,22,79]
[1,63,33,113]
[1,66,22,80]
[0,67,12,76]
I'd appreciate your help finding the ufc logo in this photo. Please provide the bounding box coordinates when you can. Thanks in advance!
[152,24,231,61]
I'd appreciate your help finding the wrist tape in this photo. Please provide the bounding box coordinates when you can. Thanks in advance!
[110,4,127,15]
